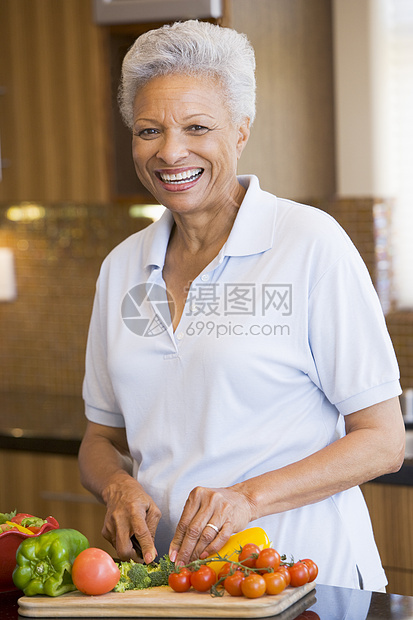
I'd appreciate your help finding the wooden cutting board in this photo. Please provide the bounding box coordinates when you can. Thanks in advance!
[18,582,316,618]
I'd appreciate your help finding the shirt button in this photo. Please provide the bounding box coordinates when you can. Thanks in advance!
[201,274,209,282]
[176,332,184,341]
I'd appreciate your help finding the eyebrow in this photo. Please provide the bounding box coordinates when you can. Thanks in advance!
[134,113,216,124]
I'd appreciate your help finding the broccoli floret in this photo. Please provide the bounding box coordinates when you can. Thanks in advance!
[114,560,151,592]
[114,576,132,593]
[114,555,176,592]
[127,562,152,590]
[159,555,176,580]
[147,555,176,587]
[148,570,168,587]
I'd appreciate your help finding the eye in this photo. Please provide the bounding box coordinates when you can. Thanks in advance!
[135,128,160,139]
[187,125,209,134]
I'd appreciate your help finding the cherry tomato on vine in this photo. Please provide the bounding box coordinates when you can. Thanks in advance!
[190,565,216,592]
[276,565,291,586]
[301,559,318,582]
[256,548,281,572]
[168,568,192,592]
[241,573,266,598]
[224,571,246,596]
[263,571,287,595]
[238,543,260,568]
[218,562,237,580]
[288,561,310,587]
[72,548,120,596]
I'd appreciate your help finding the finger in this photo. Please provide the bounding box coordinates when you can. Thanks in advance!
[146,502,162,544]
[173,511,221,565]
[103,519,139,562]
[116,532,139,562]
[198,521,233,560]
[132,523,158,565]
[169,491,203,563]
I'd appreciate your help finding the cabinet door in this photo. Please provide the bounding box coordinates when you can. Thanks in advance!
[0,0,111,202]
[0,450,113,555]
[361,482,413,595]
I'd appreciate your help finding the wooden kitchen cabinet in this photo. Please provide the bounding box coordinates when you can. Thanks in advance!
[0,0,335,204]
[0,449,114,556]
[361,482,413,596]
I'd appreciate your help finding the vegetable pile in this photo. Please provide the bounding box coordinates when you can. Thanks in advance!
[8,522,317,601]
[0,510,54,535]
[167,542,318,599]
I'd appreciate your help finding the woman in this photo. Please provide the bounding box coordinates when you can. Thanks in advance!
[79,20,405,590]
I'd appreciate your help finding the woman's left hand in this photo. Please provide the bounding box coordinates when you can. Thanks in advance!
[168,485,254,566]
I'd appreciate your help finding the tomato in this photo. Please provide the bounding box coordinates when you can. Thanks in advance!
[241,573,266,598]
[218,562,237,580]
[288,561,310,587]
[72,548,120,595]
[190,565,216,592]
[168,568,192,592]
[263,571,287,595]
[238,543,260,568]
[256,548,281,573]
[224,571,245,596]
[301,559,318,582]
[276,565,291,586]
[10,513,33,525]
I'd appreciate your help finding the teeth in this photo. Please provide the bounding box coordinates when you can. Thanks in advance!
[160,168,202,183]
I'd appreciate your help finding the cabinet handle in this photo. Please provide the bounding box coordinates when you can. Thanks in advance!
[0,86,10,181]
[40,491,100,504]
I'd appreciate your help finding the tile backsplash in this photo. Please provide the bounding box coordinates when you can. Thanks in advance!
[0,203,150,396]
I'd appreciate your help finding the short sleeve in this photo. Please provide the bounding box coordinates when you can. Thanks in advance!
[82,276,125,428]
[308,246,401,415]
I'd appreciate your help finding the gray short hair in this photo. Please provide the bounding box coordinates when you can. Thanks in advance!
[119,20,256,130]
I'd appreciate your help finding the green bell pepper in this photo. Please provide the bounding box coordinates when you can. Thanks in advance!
[12,528,89,596]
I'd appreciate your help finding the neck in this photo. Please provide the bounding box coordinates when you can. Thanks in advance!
[169,182,246,255]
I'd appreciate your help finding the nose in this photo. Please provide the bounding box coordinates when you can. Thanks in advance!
[156,131,189,165]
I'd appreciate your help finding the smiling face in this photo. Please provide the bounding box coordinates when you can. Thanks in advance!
[131,73,250,217]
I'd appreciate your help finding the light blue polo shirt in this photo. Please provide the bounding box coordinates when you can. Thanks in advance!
[83,175,400,590]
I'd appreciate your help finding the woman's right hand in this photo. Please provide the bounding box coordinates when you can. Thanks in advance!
[101,471,161,563]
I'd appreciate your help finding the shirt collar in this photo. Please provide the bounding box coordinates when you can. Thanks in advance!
[223,175,277,257]
[143,175,277,268]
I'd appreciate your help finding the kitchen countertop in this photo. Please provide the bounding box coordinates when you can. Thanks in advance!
[0,392,85,455]
[2,583,413,620]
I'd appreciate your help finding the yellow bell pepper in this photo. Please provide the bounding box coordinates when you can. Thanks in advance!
[5,520,34,534]
[206,526,271,575]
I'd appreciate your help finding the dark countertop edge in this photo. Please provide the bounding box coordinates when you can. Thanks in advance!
[1,427,413,486]
[371,461,413,486]
[0,434,81,455]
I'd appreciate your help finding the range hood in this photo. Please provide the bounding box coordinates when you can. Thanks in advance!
[93,0,223,24]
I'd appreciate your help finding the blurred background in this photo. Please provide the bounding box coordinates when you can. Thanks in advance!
[0,0,413,595]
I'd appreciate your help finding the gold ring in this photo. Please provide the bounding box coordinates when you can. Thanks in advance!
[205,523,219,534]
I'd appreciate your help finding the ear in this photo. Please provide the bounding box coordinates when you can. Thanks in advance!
[236,118,250,159]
